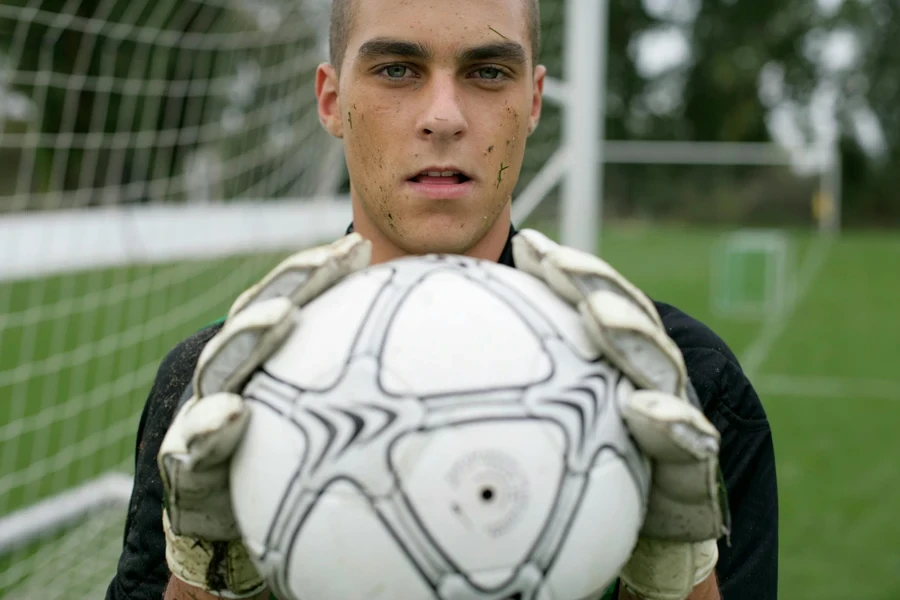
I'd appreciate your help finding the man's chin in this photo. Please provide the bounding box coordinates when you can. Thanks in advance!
[391,220,483,257]
[398,235,475,257]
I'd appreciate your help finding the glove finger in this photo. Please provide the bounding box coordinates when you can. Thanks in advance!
[642,461,728,541]
[195,296,296,397]
[619,537,718,600]
[159,394,248,472]
[228,233,371,318]
[581,292,686,395]
[158,393,249,539]
[621,390,720,462]
[158,393,248,487]
[622,390,729,542]
[163,464,241,539]
[512,229,683,394]
[182,392,250,470]
[512,229,662,327]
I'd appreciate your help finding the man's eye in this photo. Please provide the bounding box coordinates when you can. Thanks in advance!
[473,67,505,80]
[381,65,410,79]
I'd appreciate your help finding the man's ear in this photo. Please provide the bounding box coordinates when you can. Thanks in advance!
[527,64,546,137]
[316,63,343,139]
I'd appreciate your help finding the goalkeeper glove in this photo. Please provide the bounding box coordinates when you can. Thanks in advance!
[157,234,371,597]
[512,230,730,600]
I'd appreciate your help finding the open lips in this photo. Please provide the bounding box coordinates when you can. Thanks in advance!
[410,170,472,185]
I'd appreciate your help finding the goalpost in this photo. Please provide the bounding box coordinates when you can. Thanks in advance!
[0,0,603,597]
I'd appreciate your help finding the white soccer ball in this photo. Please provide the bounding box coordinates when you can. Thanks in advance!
[230,254,650,600]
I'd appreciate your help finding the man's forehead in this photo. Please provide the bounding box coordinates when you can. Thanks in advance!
[350,0,530,49]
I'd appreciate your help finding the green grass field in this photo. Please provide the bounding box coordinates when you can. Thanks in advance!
[1,224,898,599]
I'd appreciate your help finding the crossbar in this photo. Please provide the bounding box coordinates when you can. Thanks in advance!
[0,473,133,555]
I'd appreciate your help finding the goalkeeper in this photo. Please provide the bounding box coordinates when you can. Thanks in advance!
[106,0,777,599]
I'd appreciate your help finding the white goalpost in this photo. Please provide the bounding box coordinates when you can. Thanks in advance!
[0,0,603,597]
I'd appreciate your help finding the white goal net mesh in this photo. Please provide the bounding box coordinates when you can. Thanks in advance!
[0,0,569,596]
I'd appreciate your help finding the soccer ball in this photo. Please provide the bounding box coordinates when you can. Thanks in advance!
[229,254,650,600]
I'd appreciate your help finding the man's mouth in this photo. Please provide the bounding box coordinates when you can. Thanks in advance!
[409,170,472,185]
[406,168,475,200]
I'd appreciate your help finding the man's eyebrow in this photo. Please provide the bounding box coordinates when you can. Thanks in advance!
[457,41,528,66]
[357,38,432,61]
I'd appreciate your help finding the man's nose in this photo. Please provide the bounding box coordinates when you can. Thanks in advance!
[418,74,467,140]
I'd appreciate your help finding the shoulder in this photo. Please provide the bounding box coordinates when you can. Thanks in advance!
[654,301,738,362]
[653,301,768,427]
[149,321,224,417]
[155,321,224,394]
[106,321,225,600]
[653,303,778,598]
[138,318,226,466]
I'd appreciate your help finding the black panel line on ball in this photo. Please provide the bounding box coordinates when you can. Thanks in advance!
[256,266,398,396]
[414,383,530,402]
[332,406,369,455]
[542,444,630,578]
[262,470,310,567]
[607,371,648,495]
[465,268,559,349]
[248,370,307,401]
[272,474,411,596]
[290,475,441,597]
[278,483,331,599]
[385,415,571,595]
[373,263,455,361]
[373,271,559,402]
[344,265,399,359]
[477,266,597,360]
[243,395,312,478]
[243,393,287,417]
[484,268,621,371]
[546,399,587,452]
[476,415,574,588]
[302,406,338,473]
[371,265,482,399]
[358,402,399,442]
[244,398,314,564]
[569,381,610,429]
[331,407,366,457]
[478,270,561,334]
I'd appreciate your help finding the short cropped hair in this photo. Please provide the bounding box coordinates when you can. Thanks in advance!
[329,0,541,72]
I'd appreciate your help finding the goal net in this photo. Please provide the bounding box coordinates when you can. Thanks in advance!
[0,0,571,597]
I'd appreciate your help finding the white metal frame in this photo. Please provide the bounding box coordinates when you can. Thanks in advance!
[710,229,793,320]
[514,0,841,250]
[512,0,608,254]
[0,473,133,555]
[561,0,607,253]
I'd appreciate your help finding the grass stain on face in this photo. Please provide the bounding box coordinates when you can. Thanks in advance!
[496,162,509,188]
[488,26,509,40]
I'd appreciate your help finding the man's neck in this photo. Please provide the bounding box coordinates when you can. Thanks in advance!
[351,202,513,265]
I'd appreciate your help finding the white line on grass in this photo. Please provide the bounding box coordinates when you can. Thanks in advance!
[740,236,834,377]
[756,373,900,402]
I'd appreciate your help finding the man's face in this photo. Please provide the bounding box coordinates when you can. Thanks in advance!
[317,0,545,256]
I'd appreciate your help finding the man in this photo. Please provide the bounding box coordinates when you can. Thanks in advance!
[105,0,777,599]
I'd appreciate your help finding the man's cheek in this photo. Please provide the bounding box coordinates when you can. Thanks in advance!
[347,116,385,176]
[493,107,525,192]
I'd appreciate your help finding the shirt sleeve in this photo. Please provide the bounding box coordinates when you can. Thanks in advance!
[684,346,779,600]
[105,324,222,600]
